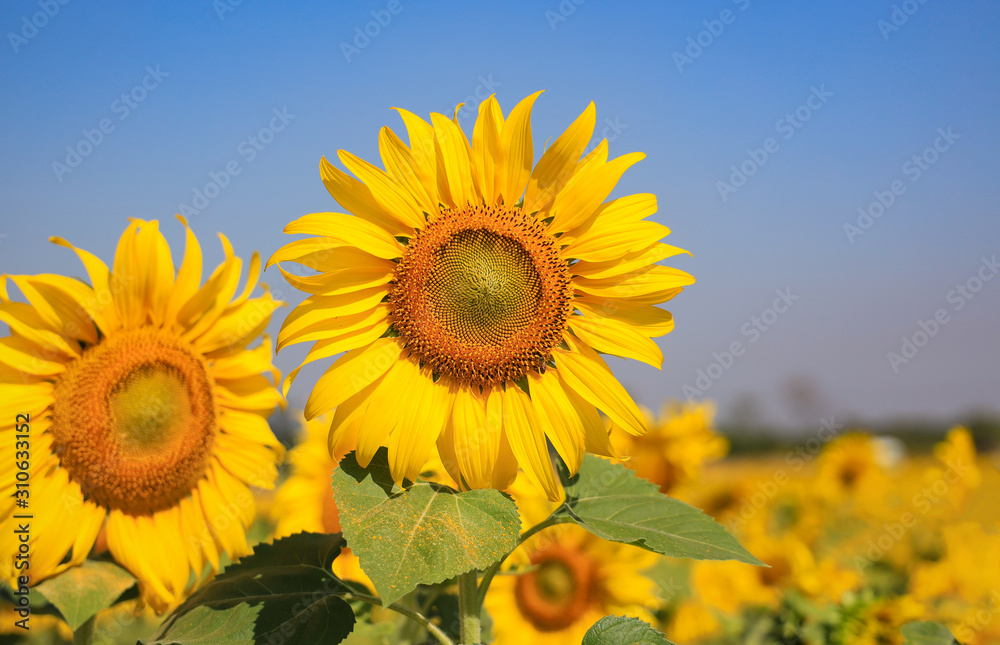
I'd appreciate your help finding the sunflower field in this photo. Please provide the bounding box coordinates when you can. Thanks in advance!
[1,85,994,645]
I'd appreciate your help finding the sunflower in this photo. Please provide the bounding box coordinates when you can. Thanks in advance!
[814,432,892,511]
[271,92,694,500]
[483,476,658,644]
[0,218,284,611]
[270,413,372,589]
[612,400,727,494]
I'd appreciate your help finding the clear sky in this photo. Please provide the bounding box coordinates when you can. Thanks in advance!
[1,0,997,427]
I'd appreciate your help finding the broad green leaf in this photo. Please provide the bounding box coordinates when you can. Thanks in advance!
[582,615,674,645]
[145,533,356,645]
[901,621,959,645]
[143,605,259,644]
[332,448,521,605]
[34,560,136,630]
[557,455,763,564]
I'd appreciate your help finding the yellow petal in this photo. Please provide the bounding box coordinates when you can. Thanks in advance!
[569,315,663,368]
[564,193,657,241]
[320,156,415,237]
[501,383,560,501]
[356,356,416,467]
[571,243,688,280]
[563,220,670,263]
[194,291,282,354]
[278,301,388,350]
[388,367,453,484]
[275,261,394,296]
[108,220,141,327]
[491,429,519,490]
[497,91,544,205]
[49,236,120,332]
[281,212,404,260]
[553,337,646,436]
[448,383,499,489]
[548,151,645,234]
[431,112,478,208]
[165,215,204,327]
[379,127,438,215]
[138,220,176,326]
[527,370,585,475]
[391,107,439,200]
[304,337,402,419]
[471,95,504,205]
[178,233,242,339]
[0,301,78,358]
[523,101,596,214]
[339,149,425,230]
[0,336,66,375]
[8,275,100,345]
[559,376,620,458]
[287,320,391,381]
[575,295,675,337]
[573,265,695,301]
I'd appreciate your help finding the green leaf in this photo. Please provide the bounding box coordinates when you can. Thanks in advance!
[34,560,136,630]
[557,455,763,564]
[582,615,674,645]
[145,533,356,645]
[901,621,959,645]
[331,448,521,605]
[143,604,260,644]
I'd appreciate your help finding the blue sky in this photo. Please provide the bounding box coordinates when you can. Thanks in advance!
[2,0,998,427]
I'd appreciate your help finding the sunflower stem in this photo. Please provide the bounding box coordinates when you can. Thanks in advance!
[340,592,455,645]
[74,615,96,645]
[457,571,481,644]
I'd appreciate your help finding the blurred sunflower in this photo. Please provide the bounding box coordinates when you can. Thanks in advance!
[484,476,658,644]
[0,218,284,611]
[612,400,727,494]
[270,414,372,589]
[271,92,693,500]
[815,433,892,509]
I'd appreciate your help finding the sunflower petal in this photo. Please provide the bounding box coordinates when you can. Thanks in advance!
[528,370,585,475]
[569,315,664,368]
[471,95,504,205]
[501,383,560,501]
[523,101,595,214]
[497,90,544,205]
[548,151,645,234]
[553,337,646,436]
[431,112,478,208]
[304,337,402,420]
[320,156,415,237]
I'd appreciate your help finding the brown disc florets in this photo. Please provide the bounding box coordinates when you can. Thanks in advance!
[50,328,217,515]
[390,204,572,386]
[515,543,596,631]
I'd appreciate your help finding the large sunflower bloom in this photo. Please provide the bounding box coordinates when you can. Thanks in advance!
[0,218,284,611]
[271,92,694,500]
[270,414,372,589]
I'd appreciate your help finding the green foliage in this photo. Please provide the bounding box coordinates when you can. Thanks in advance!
[331,448,521,605]
[557,455,764,564]
[144,533,356,645]
[901,621,959,645]
[143,605,260,644]
[582,615,674,645]
[34,560,136,631]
